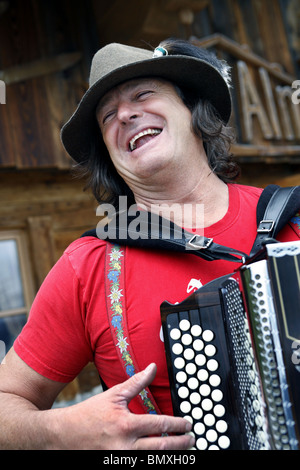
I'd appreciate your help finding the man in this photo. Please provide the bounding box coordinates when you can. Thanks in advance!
[0,39,299,450]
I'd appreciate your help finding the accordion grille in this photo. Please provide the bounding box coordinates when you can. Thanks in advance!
[222,279,269,449]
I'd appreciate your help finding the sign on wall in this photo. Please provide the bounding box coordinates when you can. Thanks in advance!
[194,35,300,162]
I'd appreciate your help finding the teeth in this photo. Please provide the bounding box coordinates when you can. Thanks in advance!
[129,128,161,151]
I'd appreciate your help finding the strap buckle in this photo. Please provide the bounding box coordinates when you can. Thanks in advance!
[187,235,213,250]
[257,219,275,233]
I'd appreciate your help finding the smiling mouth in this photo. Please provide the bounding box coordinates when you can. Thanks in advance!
[129,128,162,152]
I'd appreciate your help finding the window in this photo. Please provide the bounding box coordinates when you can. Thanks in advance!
[0,231,35,361]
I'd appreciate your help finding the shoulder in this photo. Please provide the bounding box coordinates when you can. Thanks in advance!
[228,183,263,214]
[65,235,107,256]
[229,183,263,200]
[57,236,109,280]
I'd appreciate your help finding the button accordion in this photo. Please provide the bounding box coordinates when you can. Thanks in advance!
[160,241,300,450]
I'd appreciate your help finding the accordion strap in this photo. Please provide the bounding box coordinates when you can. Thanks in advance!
[82,185,300,263]
[250,185,300,256]
[104,242,162,415]
[97,211,247,263]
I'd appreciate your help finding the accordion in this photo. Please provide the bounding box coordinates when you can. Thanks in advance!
[160,241,300,450]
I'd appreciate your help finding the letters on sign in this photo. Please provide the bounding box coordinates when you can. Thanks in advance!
[237,61,300,142]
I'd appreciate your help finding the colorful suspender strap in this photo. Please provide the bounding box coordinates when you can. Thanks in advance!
[105,242,161,415]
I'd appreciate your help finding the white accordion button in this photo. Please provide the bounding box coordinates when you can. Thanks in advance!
[201,398,213,411]
[181,333,192,345]
[187,377,199,390]
[204,414,215,427]
[191,324,202,337]
[209,374,221,387]
[185,362,197,375]
[214,404,225,417]
[206,429,218,443]
[194,422,205,435]
[199,384,211,397]
[202,329,214,342]
[197,369,209,381]
[216,420,228,433]
[207,359,219,371]
[183,348,194,360]
[195,354,206,366]
[204,344,217,357]
[211,389,223,402]
[218,435,231,449]
[178,386,189,399]
[170,328,181,340]
[172,343,183,355]
[196,438,208,450]
[179,319,190,331]
[180,401,191,414]
[176,371,187,383]
[193,339,204,351]
[174,357,185,369]
[192,407,203,420]
[190,392,201,405]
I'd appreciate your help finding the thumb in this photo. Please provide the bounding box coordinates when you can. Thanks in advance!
[117,363,157,405]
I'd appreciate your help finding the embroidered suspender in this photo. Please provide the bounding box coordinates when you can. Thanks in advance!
[105,242,161,415]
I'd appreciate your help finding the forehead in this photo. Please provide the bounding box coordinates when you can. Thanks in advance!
[96,77,174,110]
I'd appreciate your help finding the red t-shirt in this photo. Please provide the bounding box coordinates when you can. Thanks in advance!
[14,184,300,415]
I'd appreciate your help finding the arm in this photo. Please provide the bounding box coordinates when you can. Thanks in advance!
[0,348,194,450]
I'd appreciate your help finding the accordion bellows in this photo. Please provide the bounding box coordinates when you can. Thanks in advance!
[161,241,300,450]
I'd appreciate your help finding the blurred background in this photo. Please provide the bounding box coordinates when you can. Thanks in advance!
[0,0,299,405]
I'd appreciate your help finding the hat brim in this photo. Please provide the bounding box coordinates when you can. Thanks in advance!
[61,55,231,163]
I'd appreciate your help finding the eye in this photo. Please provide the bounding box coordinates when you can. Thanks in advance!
[102,109,116,125]
[135,90,154,100]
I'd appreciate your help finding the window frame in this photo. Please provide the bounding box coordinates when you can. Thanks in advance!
[0,230,35,318]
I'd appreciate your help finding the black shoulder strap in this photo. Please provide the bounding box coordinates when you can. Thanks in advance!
[82,185,300,263]
[82,211,247,263]
[250,184,300,257]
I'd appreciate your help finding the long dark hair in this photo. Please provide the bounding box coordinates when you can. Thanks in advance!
[75,38,240,209]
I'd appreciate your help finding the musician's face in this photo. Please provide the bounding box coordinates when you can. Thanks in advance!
[96,78,203,190]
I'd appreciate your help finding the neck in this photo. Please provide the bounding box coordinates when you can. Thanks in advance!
[133,170,229,229]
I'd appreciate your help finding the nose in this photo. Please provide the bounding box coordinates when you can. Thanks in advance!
[117,101,140,125]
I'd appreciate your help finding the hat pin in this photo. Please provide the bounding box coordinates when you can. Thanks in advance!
[152,46,168,58]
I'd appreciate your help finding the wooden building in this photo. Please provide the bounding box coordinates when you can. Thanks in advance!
[0,0,299,404]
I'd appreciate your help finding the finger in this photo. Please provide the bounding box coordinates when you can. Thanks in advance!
[127,412,193,438]
[135,433,195,451]
[115,363,157,405]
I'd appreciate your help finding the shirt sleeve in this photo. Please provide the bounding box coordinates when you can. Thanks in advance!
[14,248,94,383]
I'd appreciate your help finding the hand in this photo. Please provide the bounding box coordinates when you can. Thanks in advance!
[53,363,194,450]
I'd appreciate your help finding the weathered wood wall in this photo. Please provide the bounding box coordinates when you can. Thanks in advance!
[0,0,299,171]
[0,170,98,287]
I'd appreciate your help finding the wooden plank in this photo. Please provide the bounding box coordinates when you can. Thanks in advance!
[232,143,300,158]
[274,173,300,186]
[1,52,82,85]
[210,0,235,40]
[0,0,56,168]
[0,170,97,230]
[252,0,296,75]
[0,86,16,166]
[93,0,151,44]
[231,0,264,57]
[193,34,295,83]
[0,0,84,169]
[227,0,249,46]
[27,216,56,286]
